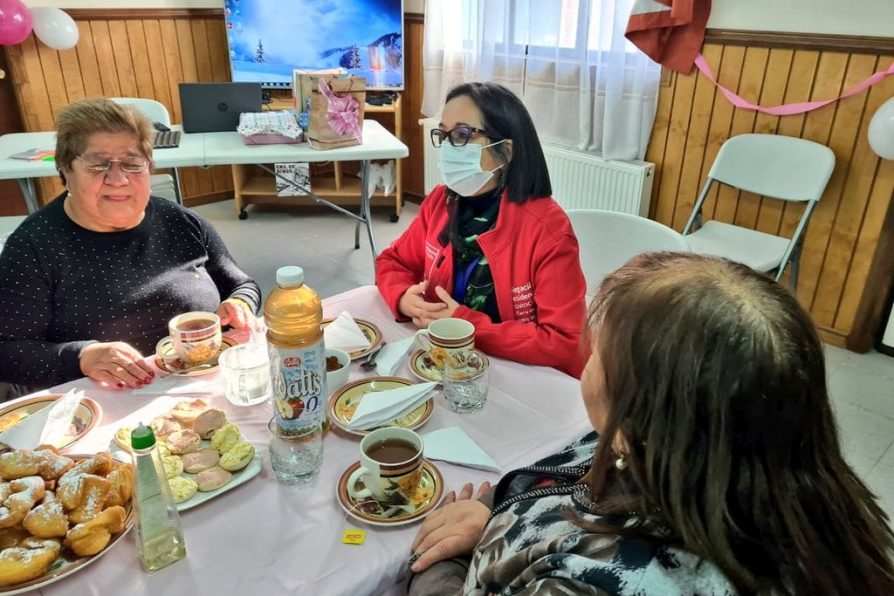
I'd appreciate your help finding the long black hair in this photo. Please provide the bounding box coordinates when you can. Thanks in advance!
[584,252,894,594]
[445,82,551,204]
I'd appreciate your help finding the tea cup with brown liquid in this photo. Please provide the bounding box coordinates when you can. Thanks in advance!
[347,427,424,504]
[156,311,223,368]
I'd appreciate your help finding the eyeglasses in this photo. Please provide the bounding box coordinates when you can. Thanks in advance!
[76,155,150,174]
[430,125,494,148]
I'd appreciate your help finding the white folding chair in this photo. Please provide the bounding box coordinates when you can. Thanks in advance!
[566,209,690,302]
[110,98,182,205]
[0,215,26,255]
[681,134,835,294]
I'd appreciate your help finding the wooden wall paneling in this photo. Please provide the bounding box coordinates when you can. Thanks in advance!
[810,54,880,326]
[89,21,121,97]
[403,15,425,200]
[700,45,744,223]
[752,48,796,236]
[159,19,184,123]
[728,47,770,230]
[124,21,153,99]
[205,19,233,195]
[667,43,720,231]
[188,19,215,196]
[645,69,675,220]
[108,21,138,97]
[650,50,698,227]
[826,72,894,331]
[793,52,852,306]
[76,22,104,98]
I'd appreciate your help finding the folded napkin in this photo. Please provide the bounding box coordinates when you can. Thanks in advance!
[324,311,371,353]
[373,336,415,376]
[0,388,83,449]
[131,375,217,396]
[346,382,437,431]
[422,427,500,472]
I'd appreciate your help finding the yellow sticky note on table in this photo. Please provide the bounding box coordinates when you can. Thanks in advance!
[342,529,365,545]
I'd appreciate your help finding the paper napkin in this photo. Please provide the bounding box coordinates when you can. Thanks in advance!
[373,336,415,376]
[131,375,217,396]
[0,388,83,449]
[323,311,372,353]
[346,382,437,431]
[422,427,500,472]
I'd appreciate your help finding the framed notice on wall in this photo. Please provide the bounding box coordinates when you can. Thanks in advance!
[275,163,311,196]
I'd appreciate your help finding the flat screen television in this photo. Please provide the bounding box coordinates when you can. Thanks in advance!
[224,0,404,91]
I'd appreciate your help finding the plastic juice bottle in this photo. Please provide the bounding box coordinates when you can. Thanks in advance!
[131,423,187,572]
[265,265,329,432]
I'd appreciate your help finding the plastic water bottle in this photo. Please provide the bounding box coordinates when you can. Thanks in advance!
[131,423,186,572]
[265,265,328,432]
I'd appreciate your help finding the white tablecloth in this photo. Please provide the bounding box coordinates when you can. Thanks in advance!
[24,285,589,596]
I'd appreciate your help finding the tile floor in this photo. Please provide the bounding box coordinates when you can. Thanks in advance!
[195,199,894,520]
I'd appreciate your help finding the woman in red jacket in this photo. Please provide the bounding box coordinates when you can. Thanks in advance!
[376,82,587,377]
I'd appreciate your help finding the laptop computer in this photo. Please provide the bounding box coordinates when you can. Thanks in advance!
[178,82,263,133]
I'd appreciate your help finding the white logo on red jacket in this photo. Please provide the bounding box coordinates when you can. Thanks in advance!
[511,282,536,323]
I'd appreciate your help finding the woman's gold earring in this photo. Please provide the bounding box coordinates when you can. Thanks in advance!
[614,455,628,470]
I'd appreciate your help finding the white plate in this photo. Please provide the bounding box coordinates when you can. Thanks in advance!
[177,453,262,511]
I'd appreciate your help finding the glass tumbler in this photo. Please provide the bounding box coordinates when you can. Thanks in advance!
[267,418,324,485]
[443,350,489,413]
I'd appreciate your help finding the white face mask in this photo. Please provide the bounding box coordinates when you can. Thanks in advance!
[437,139,506,197]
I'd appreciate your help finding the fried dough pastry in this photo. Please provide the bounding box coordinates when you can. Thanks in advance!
[0,537,61,587]
[0,477,46,529]
[66,474,113,525]
[23,492,68,539]
[64,505,125,556]
[57,453,113,510]
[0,447,74,481]
[104,464,133,509]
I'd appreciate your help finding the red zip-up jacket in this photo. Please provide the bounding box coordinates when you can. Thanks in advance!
[376,185,587,378]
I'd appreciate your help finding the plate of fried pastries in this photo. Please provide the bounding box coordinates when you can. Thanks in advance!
[113,398,261,511]
[0,447,133,593]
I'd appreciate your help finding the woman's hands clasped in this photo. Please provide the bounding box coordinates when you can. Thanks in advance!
[409,481,492,573]
[79,341,155,389]
[399,282,460,328]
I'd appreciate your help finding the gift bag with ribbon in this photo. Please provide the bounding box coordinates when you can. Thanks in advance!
[300,74,366,150]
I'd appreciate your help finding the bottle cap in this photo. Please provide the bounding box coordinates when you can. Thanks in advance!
[276,266,304,287]
[131,423,156,450]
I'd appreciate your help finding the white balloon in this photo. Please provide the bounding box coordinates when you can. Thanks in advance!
[868,96,894,160]
[31,6,79,51]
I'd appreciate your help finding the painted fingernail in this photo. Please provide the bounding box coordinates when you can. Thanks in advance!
[143,377,152,383]
[116,382,124,388]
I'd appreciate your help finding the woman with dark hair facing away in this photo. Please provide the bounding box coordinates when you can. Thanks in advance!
[376,82,587,377]
[0,98,259,394]
[407,252,894,595]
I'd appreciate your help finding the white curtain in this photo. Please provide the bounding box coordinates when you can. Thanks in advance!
[423,0,661,161]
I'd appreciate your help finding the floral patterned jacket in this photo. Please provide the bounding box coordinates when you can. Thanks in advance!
[409,433,736,596]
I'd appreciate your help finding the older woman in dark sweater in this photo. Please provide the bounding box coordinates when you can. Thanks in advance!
[0,99,259,393]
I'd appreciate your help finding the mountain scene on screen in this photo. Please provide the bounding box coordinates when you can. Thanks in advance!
[225,0,404,88]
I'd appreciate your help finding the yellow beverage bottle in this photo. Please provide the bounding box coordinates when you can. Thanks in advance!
[265,266,329,432]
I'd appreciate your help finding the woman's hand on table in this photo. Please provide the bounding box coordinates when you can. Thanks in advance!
[399,281,451,328]
[409,481,492,573]
[218,298,254,329]
[79,342,155,389]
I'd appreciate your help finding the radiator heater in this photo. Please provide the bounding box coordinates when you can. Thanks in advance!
[420,118,655,217]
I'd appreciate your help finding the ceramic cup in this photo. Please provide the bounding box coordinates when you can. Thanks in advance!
[413,318,475,370]
[156,311,222,366]
[325,348,351,396]
[347,427,424,504]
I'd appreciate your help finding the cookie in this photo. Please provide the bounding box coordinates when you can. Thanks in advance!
[219,441,255,472]
[162,455,183,479]
[209,423,241,454]
[167,476,198,503]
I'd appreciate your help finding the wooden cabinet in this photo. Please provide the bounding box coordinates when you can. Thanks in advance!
[232,94,404,221]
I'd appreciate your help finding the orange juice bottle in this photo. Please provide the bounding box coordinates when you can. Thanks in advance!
[265,266,328,432]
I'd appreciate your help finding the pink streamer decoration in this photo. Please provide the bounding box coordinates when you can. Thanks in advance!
[694,53,894,116]
[318,78,362,141]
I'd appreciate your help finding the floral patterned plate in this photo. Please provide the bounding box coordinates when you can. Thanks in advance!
[327,377,433,437]
[335,459,444,526]
[155,336,238,376]
[321,318,383,360]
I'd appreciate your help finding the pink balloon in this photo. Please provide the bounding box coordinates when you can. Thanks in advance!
[0,0,32,46]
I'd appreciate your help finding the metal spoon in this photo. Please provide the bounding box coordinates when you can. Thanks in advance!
[360,342,387,372]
